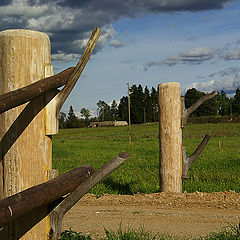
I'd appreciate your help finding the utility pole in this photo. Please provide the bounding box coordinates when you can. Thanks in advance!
[127,83,131,130]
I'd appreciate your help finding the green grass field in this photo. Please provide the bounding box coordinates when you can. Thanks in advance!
[52,122,240,194]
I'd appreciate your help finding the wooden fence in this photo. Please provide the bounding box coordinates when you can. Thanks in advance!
[0,25,217,239]
[0,27,130,240]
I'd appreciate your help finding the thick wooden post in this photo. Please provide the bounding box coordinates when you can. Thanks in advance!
[158,82,182,193]
[0,30,55,239]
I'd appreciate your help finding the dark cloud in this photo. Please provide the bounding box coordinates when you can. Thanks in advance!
[206,66,240,78]
[143,0,233,12]
[0,0,12,6]
[0,17,26,29]
[0,0,235,61]
[186,36,197,41]
[220,50,240,60]
[145,47,216,69]
[58,0,234,13]
[58,0,91,8]
[145,40,240,70]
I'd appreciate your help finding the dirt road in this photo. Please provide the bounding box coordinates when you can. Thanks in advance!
[63,191,240,239]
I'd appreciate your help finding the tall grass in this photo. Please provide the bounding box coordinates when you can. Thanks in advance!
[52,123,240,194]
[198,222,240,240]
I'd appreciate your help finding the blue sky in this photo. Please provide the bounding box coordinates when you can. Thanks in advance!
[0,0,240,116]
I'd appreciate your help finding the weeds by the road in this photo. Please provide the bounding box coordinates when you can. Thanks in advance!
[102,225,166,240]
[59,226,171,240]
[200,222,240,240]
[60,229,92,240]
[60,222,240,240]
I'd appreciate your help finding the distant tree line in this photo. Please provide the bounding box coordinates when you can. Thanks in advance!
[58,106,94,129]
[59,86,240,128]
[185,88,240,117]
[96,85,159,124]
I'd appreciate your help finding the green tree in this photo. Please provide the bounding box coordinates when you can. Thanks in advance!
[151,87,158,122]
[232,88,240,116]
[97,100,111,121]
[217,90,230,116]
[184,88,217,116]
[80,107,91,127]
[117,96,128,121]
[58,112,67,129]
[130,84,145,124]
[144,86,152,122]
[66,106,79,128]
[80,107,91,120]
[110,100,118,120]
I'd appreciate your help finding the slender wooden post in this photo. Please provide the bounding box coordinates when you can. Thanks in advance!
[158,82,182,193]
[127,83,131,130]
[0,29,54,240]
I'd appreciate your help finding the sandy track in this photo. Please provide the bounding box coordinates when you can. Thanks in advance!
[63,191,240,239]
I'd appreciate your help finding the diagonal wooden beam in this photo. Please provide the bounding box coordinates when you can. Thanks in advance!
[56,27,101,115]
[182,134,210,178]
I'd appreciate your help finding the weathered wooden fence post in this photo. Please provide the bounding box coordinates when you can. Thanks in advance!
[158,81,217,192]
[158,82,182,193]
[0,29,55,239]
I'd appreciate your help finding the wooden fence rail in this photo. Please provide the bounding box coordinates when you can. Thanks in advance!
[0,152,130,239]
[0,165,94,228]
[0,67,74,114]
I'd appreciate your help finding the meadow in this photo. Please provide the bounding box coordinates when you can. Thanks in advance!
[52,122,240,194]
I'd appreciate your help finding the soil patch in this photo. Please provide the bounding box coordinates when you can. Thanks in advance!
[63,191,240,239]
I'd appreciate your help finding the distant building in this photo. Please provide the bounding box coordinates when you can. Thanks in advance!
[89,121,128,128]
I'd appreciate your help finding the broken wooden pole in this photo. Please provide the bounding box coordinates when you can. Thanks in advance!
[181,91,217,178]
[0,165,94,229]
[181,91,218,128]
[49,152,130,240]
[158,82,182,193]
[56,26,101,114]
[182,134,210,178]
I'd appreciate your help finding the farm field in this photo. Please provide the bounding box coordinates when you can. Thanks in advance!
[53,122,240,194]
[53,122,240,239]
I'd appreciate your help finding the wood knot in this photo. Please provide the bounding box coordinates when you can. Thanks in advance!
[118,152,130,159]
